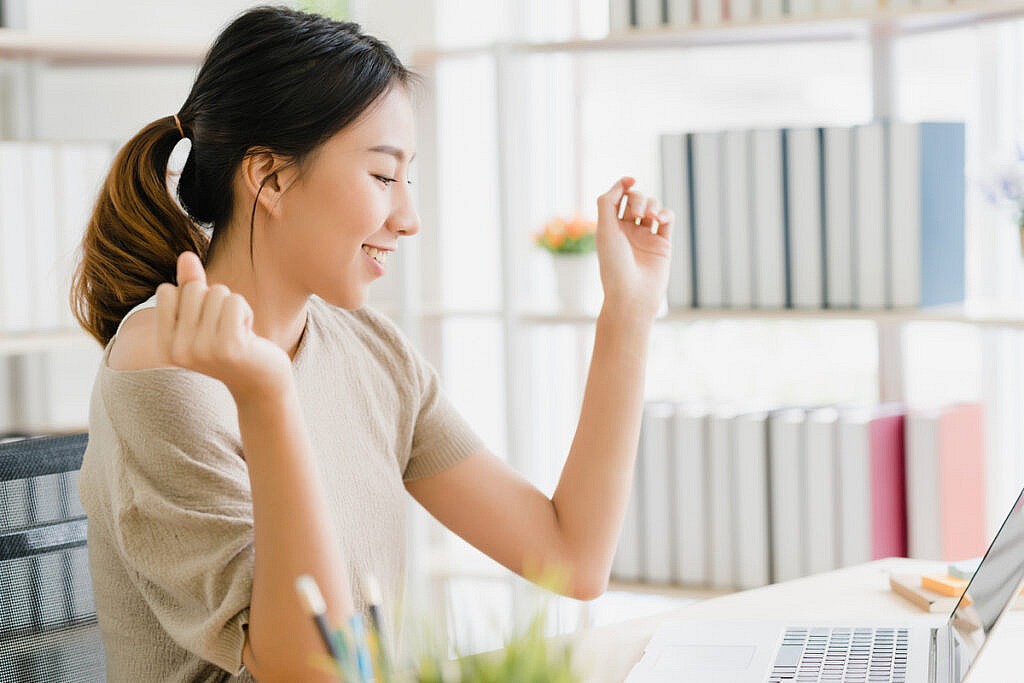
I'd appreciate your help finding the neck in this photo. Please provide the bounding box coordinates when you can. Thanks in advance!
[203,234,308,359]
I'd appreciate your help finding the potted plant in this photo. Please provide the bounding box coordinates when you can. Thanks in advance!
[533,216,600,314]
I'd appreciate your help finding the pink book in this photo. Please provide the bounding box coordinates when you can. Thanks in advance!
[837,404,907,567]
[906,403,986,561]
[869,409,907,559]
[938,403,987,560]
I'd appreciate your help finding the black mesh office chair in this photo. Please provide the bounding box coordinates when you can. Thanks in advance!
[0,433,105,682]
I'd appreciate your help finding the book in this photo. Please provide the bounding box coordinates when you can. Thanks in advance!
[733,411,772,589]
[666,0,695,26]
[759,0,784,20]
[729,0,755,22]
[635,0,665,27]
[750,128,788,308]
[0,141,33,333]
[691,131,726,308]
[709,409,737,589]
[836,404,907,567]
[804,407,839,574]
[673,404,710,586]
[887,121,966,308]
[784,128,825,309]
[906,403,987,561]
[660,133,694,309]
[609,0,633,32]
[822,126,854,308]
[611,456,644,582]
[722,129,753,308]
[852,122,889,309]
[889,573,1024,613]
[639,402,676,584]
[697,0,723,25]
[28,143,62,331]
[769,408,807,582]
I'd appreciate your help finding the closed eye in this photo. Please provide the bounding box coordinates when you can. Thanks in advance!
[374,174,397,187]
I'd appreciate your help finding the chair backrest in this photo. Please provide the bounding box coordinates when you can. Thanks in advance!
[0,433,105,683]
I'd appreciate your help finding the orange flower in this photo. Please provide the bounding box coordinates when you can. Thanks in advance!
[565,216,595,239]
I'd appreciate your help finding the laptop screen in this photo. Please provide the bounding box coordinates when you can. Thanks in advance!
[950,487,1024,678]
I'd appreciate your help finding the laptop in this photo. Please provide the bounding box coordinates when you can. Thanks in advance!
[625,486,1024,682]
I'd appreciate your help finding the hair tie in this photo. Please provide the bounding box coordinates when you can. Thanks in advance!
[173,113,185,138]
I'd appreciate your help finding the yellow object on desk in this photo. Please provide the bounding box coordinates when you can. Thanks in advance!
[922,573,970,597]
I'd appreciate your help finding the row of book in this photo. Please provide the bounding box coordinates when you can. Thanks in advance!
[0,140,116,334]
[611,0,977,30]
[660,121,966,311]
[611,401,986,590]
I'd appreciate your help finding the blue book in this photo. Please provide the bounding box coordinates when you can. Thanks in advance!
[888,121,966,308]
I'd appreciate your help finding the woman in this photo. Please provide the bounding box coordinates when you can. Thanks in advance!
[72,6,673,682]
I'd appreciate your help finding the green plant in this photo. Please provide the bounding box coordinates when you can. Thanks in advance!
[534,216,596,255]
[298,0,349,20]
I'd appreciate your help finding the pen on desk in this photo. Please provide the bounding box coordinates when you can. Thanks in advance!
[295,575,345,671]
[349,613,375,682]
[361,573,389,677]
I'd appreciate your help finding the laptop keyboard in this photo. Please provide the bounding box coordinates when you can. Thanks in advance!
[767,627,909,682]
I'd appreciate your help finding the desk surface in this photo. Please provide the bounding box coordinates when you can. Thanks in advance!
[569,558,1023,682]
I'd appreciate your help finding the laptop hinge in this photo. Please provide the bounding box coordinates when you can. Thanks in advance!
[929,627,938,683]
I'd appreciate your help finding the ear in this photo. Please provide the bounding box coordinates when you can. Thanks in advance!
[239,148,298,217]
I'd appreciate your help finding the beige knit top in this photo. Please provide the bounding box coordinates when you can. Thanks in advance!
[78,296,484,682]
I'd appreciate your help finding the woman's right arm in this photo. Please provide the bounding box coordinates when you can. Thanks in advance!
[153,252,352,682]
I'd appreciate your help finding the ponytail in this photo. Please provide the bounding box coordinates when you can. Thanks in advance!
[70,116,210,346]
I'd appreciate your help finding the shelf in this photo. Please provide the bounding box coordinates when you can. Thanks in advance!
[0,29,206,65]
[518,306,1024,328]
[0,329,96,356]
[413,1,1024,63]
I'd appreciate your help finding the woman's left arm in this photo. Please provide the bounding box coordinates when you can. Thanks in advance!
[406,177,672,600]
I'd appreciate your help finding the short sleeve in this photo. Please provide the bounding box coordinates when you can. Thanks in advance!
[399,338,484,483]
[102,369,253,674]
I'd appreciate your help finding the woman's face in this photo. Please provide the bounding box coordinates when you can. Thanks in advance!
[270,86,419,309]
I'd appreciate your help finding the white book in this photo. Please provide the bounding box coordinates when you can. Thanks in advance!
[673,404,709,586]
[837,409,873,568]
[730,0,756,22]
[612,456,644,582]
[691,131,726,308]
[723,129,753,308]
[635,0,665,27]
[733,411,771,589]
[759,0,785,20]
[853,123,888,309]
[888,121,966,308]
[667,0,695,26]
[768,408,806,582]
[697,0,724,25]
[804,407,839,575]
[660,134,693,309]
[784,128,824,309]
[823,126,854,308]
[709,410,736,589]
[28,144,62,331]
[640,402,676,584]
[846,0,877,12]
[0,141,33,333]
[905,409,942,560]
[56,142,115,329]
[0,360,10,435]
[818,0,843,14]
[787,0,817,16]
[750,129,787,308]
[609,0,633,33]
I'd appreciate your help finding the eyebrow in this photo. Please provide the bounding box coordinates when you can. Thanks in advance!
[368,145,416,163]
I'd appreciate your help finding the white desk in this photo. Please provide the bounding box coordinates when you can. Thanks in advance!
[569,558,1023,682]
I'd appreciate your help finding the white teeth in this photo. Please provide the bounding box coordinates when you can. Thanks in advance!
[362,245,390,265]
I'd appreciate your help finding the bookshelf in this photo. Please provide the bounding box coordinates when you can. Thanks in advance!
[406,4,1024,604]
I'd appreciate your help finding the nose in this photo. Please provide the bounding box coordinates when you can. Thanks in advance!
[388,185,421,237]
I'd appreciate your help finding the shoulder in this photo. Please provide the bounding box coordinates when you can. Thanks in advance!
[106,308,170,371]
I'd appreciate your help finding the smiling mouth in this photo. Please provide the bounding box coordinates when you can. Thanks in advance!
[362,245,390,266]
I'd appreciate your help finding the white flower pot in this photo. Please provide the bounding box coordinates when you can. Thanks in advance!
[551,252,601,315]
